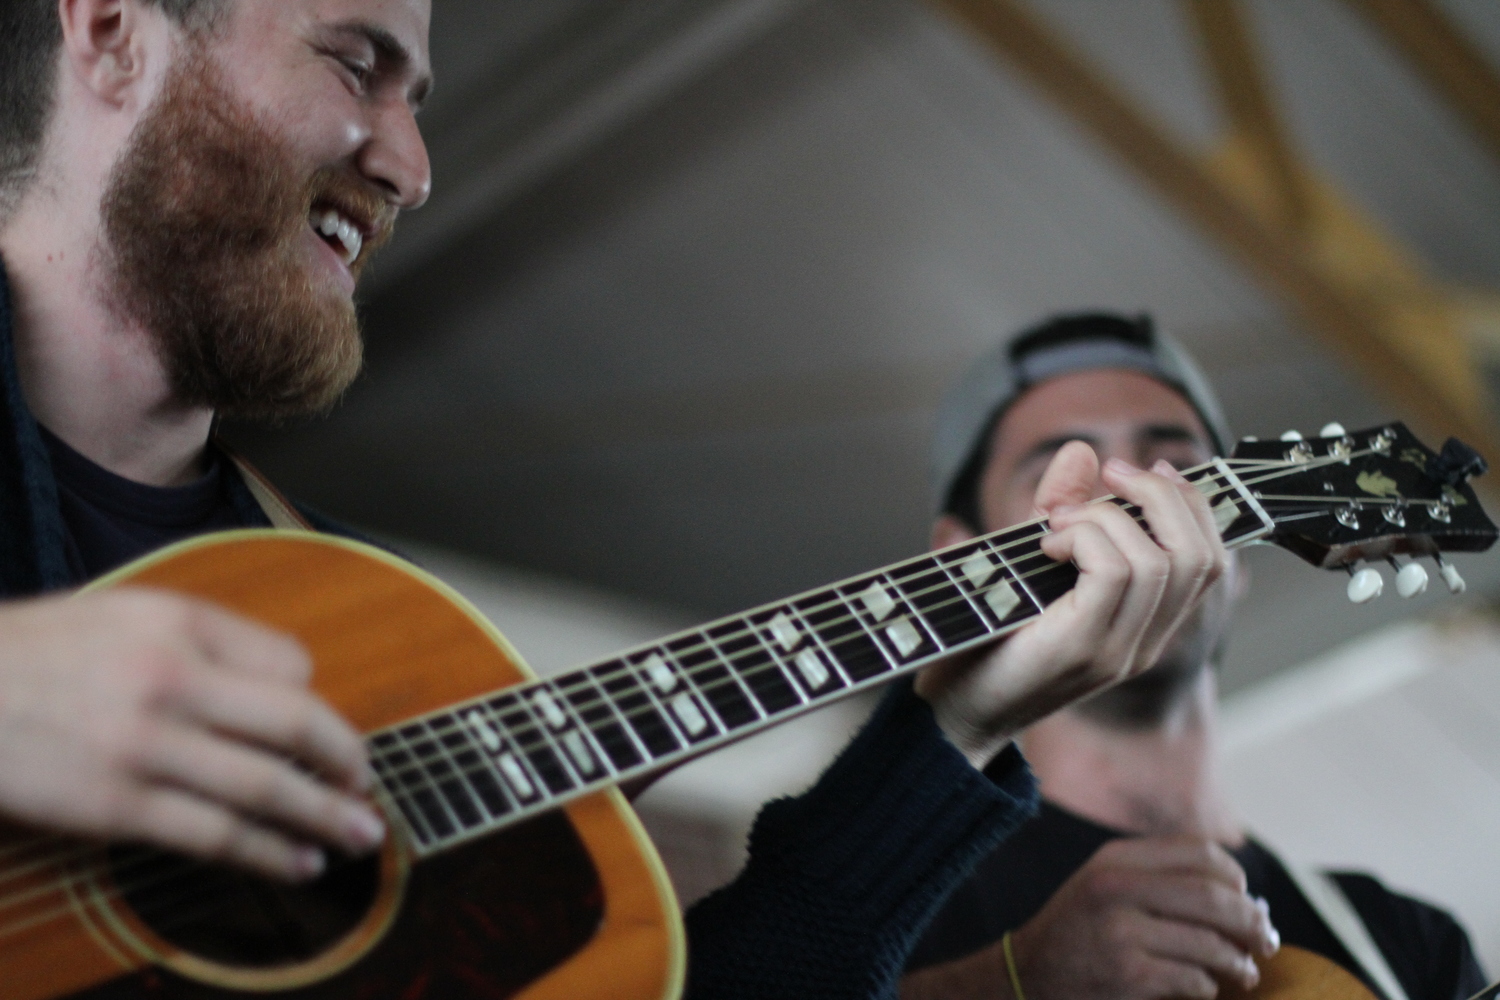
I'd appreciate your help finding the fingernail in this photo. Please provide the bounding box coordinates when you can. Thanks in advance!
[1104,457,1142,477]
[1255,895,1270,914]
[1264,923,1281,955]
[1152,459,1188,482]
[1241,956,1260,985]
[347,806,386,850]
[1048,503,1083,517]
[296,846,326,880]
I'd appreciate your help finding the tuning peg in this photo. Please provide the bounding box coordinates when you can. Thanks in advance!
[1319,422,1347,438]
[1346,566,1384,604]
[1280,430,1304,442]
[1390,559,1429,598]
[1435,555,1466,594]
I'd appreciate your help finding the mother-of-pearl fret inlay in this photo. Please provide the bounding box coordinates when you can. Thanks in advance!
[859,582,897,621]
[768,612,801,652]
[533,689,568,730]
[885,617,923,657]
[497,752,536,799]
[985,580,1022,620]
[563,731,596,775]
[644,653,677,693]
[961,552,996,589]
[464,709,502,753]
[794,648,829,688]
[670,692,708,735]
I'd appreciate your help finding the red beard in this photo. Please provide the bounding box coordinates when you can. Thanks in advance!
[99,50,395,421]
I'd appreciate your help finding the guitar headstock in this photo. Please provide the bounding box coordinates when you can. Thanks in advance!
[1228,422,1495,599]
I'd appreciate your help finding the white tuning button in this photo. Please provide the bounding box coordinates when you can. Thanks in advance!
[1437,559,1466,595]
[1346,567,1384,604]
[1320,422,1347,438]
[1280,430,1304,442]
[1395,561,1429,598]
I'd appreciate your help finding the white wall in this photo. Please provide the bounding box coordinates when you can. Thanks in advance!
[1222,613,1500,975]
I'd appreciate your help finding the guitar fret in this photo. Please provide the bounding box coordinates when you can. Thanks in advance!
[396,723,463,839]
[435,719,514,822]
[796,587,891,682]
[779,603,854,692]
[462,702,543,806]
[667,632,761,731]
[370,731,437,846]
[487,694,575,796]
[524,683,602,785]
[893,554,992,647]
[423,715,488,830]
[635,649,720,743]
[554,670,641,774]
[708,616,805,716]
[594,659,683,759]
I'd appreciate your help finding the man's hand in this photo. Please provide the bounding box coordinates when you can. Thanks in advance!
[901,837,1280,1000]
[917,443,1225,767]
[0,589,384,881]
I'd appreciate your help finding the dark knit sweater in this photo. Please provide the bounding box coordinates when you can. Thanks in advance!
[0,259,1042,997]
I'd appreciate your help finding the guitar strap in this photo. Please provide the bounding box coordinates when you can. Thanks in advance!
[214,437,315,532]
[1280,858,1411,1000]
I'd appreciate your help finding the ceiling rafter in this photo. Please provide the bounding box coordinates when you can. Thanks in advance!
[929,0,1500,477]
[1341,0,1500,171]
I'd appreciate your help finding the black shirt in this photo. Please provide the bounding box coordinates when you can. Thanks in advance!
[908,800,1487,1000]
[41,425,250,580]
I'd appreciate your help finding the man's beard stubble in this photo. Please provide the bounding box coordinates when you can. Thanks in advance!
[99,51,393,421]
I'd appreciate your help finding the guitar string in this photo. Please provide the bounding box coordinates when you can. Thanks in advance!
[359,454,1377,783]
[0,449,1420,932]
[0,455,1378,925]
[0,464,1380,935]
[0,471,1292,933]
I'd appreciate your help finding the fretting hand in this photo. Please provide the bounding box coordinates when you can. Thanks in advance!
[916,442,1225,767]
[0,589,383,881]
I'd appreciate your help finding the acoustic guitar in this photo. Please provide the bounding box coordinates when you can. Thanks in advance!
[0,423,1492,999]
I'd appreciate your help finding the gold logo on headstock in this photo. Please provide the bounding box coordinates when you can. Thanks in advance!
[1400,448,1428,469]
[1442,485,1469,507]
[1356,470,1401,498]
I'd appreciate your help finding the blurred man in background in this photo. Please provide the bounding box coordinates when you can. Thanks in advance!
[900,313,1485,1000]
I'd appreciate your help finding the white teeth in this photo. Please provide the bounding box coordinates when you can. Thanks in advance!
[310,208,362,266]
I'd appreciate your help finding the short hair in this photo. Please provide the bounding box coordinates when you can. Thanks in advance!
[0,0,226,216]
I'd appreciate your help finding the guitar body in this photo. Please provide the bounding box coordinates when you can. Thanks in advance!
[0,532,684,1000]
[1225,946,1377,1000]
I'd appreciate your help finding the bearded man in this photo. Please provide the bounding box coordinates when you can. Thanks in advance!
[0,3,1231,997]
[900,314,1485,1000]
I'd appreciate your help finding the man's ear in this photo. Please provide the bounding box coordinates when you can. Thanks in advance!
[931,514,977,551]
[58,0,158,108]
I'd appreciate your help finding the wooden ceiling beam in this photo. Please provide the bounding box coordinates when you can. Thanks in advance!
[1342,0,1500,171]
[929,0,1500,467]
[1182,0,1309,231]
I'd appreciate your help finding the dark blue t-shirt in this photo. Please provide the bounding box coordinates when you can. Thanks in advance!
[40,425,250,580]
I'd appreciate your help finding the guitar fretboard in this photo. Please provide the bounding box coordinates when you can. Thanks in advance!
[368,461,1271,856]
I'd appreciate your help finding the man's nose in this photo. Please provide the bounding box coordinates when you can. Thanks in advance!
[358,102,432,210]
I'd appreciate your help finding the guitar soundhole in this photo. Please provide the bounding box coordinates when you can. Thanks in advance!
[106,845,381,968]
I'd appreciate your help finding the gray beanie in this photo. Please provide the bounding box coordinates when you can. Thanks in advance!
[931,312,1232,516]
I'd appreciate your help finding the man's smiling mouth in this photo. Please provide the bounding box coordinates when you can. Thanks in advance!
[310,206,364,267]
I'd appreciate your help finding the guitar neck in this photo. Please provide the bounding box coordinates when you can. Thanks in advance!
[367,460,1272,857]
